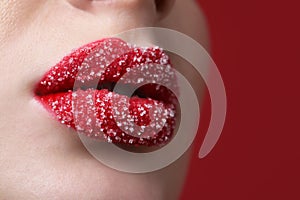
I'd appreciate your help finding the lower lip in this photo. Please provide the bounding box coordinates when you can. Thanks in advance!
[34,38,178,147]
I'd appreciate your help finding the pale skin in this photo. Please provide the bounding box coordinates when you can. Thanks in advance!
[0,0,209,199]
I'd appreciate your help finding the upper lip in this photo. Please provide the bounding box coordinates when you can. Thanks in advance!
[35,37,177,103]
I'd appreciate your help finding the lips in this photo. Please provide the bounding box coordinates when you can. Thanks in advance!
[34,38,178,146]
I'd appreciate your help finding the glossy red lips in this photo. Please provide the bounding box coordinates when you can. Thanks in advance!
[34,38,178,146]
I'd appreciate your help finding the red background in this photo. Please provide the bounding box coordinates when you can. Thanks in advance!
[181,0,300,199]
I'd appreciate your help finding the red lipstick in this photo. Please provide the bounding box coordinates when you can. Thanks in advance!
[34,38,178,146]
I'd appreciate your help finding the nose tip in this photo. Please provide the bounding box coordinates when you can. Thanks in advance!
[67,0,174,20]
[65,0,159,30]
[67,0,155,11]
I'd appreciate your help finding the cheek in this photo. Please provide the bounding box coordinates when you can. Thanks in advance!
[0,1,45,45]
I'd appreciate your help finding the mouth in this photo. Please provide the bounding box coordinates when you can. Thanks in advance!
[34,38,178,147]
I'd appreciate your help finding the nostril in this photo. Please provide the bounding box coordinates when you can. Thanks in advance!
[154,0,175,19]
[154,0,165,12]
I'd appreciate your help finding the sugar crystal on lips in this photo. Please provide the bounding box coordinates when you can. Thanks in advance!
[36,38,178,146]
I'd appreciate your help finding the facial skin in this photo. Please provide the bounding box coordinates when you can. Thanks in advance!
[0,0,209,199]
